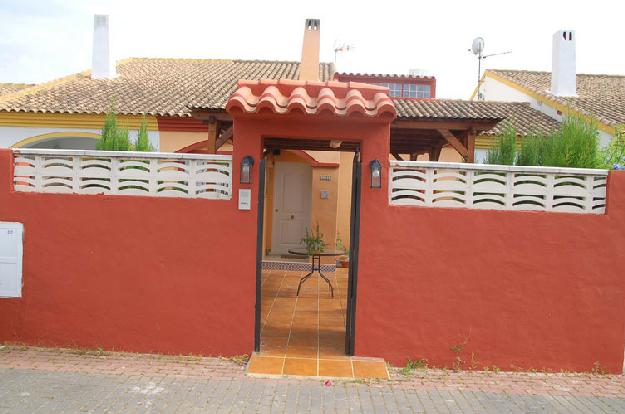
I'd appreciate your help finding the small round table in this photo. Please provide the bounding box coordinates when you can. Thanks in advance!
[288,248,346,298]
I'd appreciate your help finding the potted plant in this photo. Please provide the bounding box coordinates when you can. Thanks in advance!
[302,223,326,255]
[335,232,349,268]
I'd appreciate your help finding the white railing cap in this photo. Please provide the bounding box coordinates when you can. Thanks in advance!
[12,148,232,161]
[390,160,609,177]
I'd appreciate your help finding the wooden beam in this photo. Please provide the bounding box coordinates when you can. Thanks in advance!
[391,152,404,161]
[429,142,444,161]
[409,153,418,161]
[215,126,233,150]
[437,129,469,159]
[392,120,500,132]
[206,120,219,154]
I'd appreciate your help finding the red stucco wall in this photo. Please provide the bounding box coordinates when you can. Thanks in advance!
[0,149,257,356]
[356,171,625,373]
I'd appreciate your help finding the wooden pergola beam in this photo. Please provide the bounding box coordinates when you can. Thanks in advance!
[215,126,233,151]
[437,129,469,159]
[392,120,500,131]
[204,119,220,154]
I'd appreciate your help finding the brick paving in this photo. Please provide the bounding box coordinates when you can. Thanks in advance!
[1,345,625,413]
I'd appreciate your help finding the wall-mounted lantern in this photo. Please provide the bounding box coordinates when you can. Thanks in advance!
[369,160,382,189]
[240,156,254,184]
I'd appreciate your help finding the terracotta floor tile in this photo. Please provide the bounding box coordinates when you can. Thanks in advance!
[283,358,317,376]
[285,345,317,358]
[352,360,389,379]
[247,355,284,376]
[254,269,387,378]
[318,359,353,378]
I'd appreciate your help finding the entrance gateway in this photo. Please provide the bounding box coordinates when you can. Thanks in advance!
[226,78,396,378]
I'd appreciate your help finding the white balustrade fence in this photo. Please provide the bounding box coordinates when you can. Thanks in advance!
[13,149,232,200]
[389,161,608,214]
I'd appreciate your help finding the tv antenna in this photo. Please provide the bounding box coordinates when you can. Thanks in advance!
[334,42,355,64]
[469,37,511,100]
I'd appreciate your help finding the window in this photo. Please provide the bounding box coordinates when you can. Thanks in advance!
[403,83,431,98]
[388,83,402,97]
[376,83,402,98]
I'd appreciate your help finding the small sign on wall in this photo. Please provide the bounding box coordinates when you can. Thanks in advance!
[238,189,252,210]
[319,175,332,181]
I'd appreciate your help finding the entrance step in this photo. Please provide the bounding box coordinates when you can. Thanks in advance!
[246,353,389,380]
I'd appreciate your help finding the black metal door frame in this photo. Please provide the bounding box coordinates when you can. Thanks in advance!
[253,157,266,353]
[345,149,361,355]
[254,147,362,356]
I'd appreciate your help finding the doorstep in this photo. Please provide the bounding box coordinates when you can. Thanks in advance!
[246,353,389,380]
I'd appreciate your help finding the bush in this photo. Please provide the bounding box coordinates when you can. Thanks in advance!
[516,134,543,166]
[486,116,607,169]
[135,116,154,151]
[485,123,517,165]
[97,109,152,152]
[599,126,625,169]
[541,117,600,168]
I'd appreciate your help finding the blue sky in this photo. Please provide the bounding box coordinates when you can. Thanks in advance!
[1,0,624,98]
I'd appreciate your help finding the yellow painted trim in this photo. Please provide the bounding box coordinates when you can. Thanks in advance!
[476,134,545,150]
[483,71,616,136]
[0,112,158,130]
[12,131,101,148]
[469,83,479,101]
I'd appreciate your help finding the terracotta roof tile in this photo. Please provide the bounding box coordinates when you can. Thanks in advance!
[480,102,561,136]
[0,83,35,97]
[394,99,560,136]
[226,79,395,119]
[394,98,507,120]
[487,69,625,127]
[0,59,333,117]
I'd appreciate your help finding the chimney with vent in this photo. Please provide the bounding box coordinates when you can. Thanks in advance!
[299,19,321,81]
[551,30,576,96]
[92,14,116,79]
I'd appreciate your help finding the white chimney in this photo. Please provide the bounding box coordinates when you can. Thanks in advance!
[551,30,576,97]
[91,15,116,79]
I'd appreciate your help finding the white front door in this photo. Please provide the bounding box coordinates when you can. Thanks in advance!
[271,162,312,255]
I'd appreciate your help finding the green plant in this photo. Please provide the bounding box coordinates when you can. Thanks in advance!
[97,108,152,152]
[485,122,517,165]
[599,126,625,169]
[400,358,429,375]
[335,231,346,251]
[135,115,154,152]
[516,134,544,166]
[541,117,600,168]
[302,223,326,254]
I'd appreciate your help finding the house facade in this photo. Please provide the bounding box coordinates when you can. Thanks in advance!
[0,19,572,257]
[1,17,625,375]
[473,30,625,161]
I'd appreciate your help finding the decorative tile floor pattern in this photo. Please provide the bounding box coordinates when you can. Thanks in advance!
[261,259,337,272]
[247,269,389,379]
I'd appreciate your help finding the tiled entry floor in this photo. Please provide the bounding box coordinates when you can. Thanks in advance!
[247,268,388,379]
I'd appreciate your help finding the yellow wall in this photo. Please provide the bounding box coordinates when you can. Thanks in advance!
[262,150,342,263]
[311,165,340,263]
[336,151,354,252]
[159,131,208,152]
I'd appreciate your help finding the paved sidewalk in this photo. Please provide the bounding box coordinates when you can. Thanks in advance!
[1,346,625,413]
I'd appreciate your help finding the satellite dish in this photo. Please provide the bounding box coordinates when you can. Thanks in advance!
[471,37,485,55]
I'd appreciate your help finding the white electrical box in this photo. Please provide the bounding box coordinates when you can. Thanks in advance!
[0,222,23,298]
[238,189,252,210]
